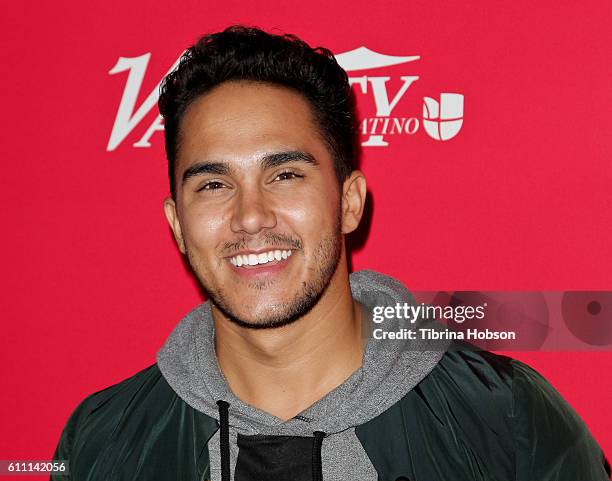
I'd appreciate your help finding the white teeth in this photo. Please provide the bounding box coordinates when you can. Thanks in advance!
[229,249,293,267]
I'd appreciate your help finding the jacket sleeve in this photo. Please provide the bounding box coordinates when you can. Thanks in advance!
[49,395,92,481]
[512,360,611,480]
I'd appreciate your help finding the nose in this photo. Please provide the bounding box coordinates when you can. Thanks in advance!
[229,186,277,235]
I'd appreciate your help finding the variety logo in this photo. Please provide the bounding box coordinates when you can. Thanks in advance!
[107,47,463,151]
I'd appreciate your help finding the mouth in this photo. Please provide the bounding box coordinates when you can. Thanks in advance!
[228,249,293,268]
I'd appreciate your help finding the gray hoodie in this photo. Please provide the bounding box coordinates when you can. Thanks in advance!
[157,270,449,480]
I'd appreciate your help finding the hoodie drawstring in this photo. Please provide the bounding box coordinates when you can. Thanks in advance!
[312,430,325,481]
[217,400,326,481]
[216,400,231,481]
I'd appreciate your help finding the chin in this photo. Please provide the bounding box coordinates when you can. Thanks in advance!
[234,302,301,328]
[211,289,319,330]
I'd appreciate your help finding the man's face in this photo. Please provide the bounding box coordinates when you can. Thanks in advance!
[164,81,349,328]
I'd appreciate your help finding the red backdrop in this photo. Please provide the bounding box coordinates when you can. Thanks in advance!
[1,1,611,477]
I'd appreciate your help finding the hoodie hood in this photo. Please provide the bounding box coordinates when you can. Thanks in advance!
[156,269,449,437]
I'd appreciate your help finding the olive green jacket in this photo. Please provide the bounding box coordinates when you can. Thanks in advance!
[52,348,610,481]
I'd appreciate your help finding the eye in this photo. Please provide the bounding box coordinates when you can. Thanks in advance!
[197,181,226,192]
[274,171,303,181]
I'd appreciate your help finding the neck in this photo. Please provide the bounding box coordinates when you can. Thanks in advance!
[212,261,365,421]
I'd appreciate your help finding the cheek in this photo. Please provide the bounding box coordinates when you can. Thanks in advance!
[181,207,229,251]
[280,193,340,238]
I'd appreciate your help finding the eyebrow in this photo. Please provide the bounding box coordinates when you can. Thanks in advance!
[182,162,229,184]
[260,150,318,170]
[181,150,318,185]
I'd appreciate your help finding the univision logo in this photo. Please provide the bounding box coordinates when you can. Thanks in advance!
[423,94,464,141]
[107,47,464,151]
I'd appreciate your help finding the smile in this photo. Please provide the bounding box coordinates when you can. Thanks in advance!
[229,249,293,267]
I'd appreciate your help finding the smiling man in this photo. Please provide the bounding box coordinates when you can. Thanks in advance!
[51,26,610,481]
[162,78,366,424]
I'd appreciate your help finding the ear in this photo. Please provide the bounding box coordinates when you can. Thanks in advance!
[163,196,186,254]
[340,170,367,234]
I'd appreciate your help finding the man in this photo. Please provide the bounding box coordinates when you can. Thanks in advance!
[52,26,610,481]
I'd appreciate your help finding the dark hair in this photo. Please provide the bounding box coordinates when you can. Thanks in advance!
[158,25,358,199]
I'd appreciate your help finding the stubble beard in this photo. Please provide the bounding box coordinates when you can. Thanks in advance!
[185,214,343,330]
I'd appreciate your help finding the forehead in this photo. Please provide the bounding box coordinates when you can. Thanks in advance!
[177,80,327,165]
